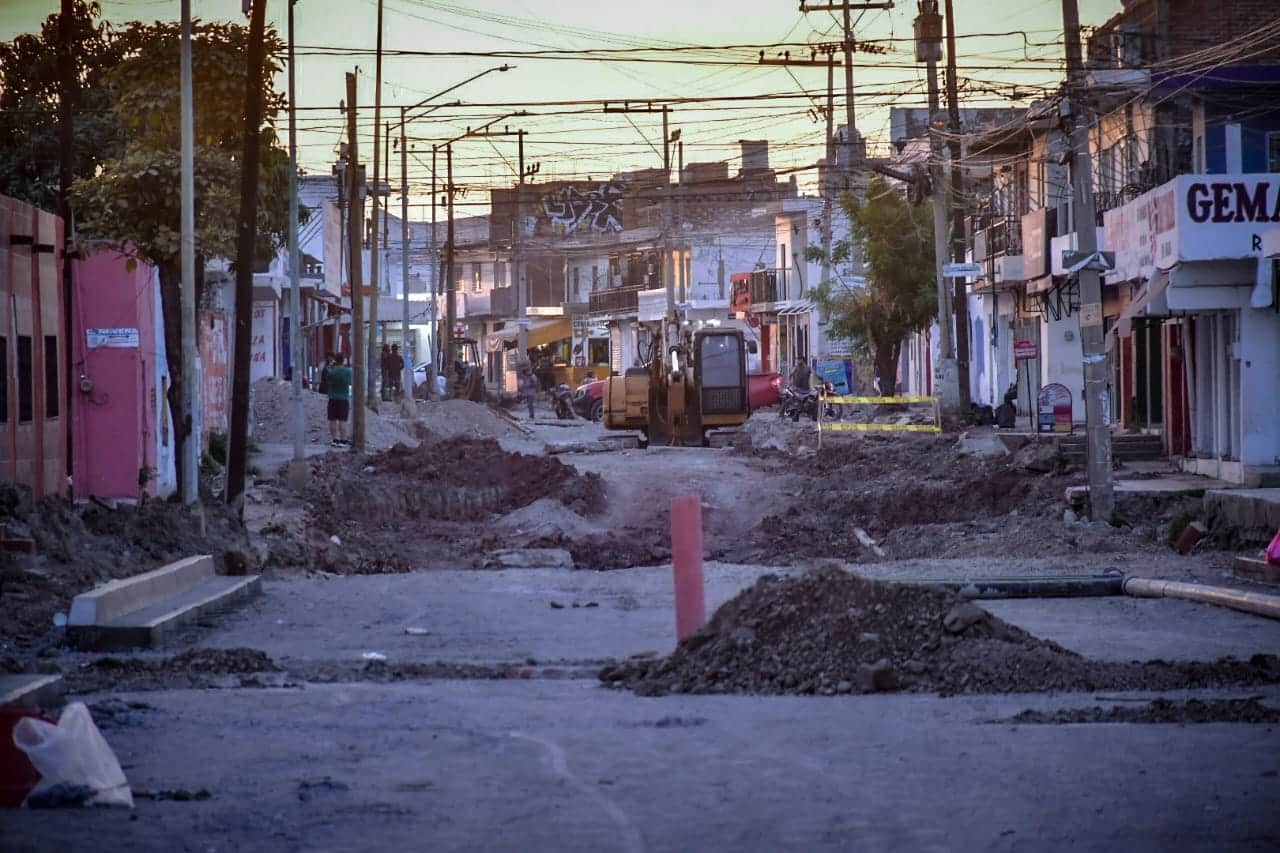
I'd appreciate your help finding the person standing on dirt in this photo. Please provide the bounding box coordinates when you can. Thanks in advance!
[390,344,404,397]
[790,355,811,392]
[519,366,538,420]
[318,353,334,396]
[326,353,353,447]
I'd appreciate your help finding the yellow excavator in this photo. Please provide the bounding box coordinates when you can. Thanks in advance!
[601,312,750,447]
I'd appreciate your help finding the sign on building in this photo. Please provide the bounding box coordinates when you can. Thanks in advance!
[1013,340,1038,361]
[86,327,139,348]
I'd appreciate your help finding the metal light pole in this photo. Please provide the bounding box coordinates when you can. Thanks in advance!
[179,0,198,504]
[285,0,307,486]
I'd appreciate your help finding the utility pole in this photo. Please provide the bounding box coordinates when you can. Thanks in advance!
[444,142,456,375]
[943,0,971,409]
[178,0,199,505]
[915,1,959,415]
[398,108,414,413]
[429,146,439,392]
[366,0,383,412]
[822,49,835,293]
[515,131,528,361]
[227,0,268,508]
[58,0,75,487]
[286,0,307,487]
[1061,0,1114,521]
[346,71,367,450]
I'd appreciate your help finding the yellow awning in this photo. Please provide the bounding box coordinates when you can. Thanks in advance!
[490,317,572,349]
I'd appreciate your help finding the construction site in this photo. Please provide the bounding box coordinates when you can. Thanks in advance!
[3,0,1280,849]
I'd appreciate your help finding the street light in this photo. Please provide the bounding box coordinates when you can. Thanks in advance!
[390,65,513,403]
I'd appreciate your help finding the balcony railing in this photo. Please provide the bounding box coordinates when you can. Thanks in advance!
[589,284,644,315]
[749,268,789,305]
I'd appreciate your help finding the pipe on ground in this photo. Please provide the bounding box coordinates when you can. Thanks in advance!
[891,573,1125,599]
[1123,577,1280,621]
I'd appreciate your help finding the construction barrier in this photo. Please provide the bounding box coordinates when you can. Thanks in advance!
[817,394,942,442]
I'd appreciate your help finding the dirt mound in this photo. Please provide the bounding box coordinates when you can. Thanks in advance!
[0,484,252,653]
[263,438,607,573]
[497,498,605,540]
[65,647,282,693]
[251,378,412,450]
[599,567,1280,696]
[416,398,527,442]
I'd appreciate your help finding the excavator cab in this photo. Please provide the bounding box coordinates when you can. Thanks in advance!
[447,337,486,402]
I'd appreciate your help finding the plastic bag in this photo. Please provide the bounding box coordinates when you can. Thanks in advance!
[12,702,133,808]
[1267,527,1280,567]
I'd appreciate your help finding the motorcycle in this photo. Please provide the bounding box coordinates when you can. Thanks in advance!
[779,382,843,423]
[550,383,577,420]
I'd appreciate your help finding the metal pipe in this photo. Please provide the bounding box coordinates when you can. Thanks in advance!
[891,573,1125,599]
[1124,577,1280,621]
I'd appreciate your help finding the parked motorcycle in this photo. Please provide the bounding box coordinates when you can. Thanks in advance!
[779,382,843,423]
[550,383,577,420]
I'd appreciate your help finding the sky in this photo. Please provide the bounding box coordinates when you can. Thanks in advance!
[1,0,1122,212]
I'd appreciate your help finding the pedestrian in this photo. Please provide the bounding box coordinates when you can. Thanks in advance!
[380,344,393,401]
[318,352,334,396]
[790,355,811,392]
[519,366,539,420]
[326,353,353,447]
[390,344,403,396]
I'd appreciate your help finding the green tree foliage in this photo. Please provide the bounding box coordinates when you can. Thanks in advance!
[0,1,124,208]
[70,17,293,494]
[814,178,937,396]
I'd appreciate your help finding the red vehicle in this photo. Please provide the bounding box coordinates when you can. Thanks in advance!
[576,371,781,420]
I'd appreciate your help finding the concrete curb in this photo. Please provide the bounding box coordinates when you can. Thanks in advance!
[0,674,64,708]
[66,555,262,651]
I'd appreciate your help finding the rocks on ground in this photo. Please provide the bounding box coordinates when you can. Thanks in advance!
[251,378,413,450]
[599,566,1280,697]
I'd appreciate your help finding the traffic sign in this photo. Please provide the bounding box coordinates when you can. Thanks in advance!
[942,262,982,278]
[1013,340,1038,361]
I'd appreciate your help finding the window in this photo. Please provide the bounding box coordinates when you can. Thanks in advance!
[699,334,741,388]
[591,265,599,292]
[17,335,32,423]
[453,264,463,291]
[44,336,58,418]
[0,337,7,423]
[572,267,580,300]
[471,263,482,293]
[1268,132,1280,173]
[495,261,506,288]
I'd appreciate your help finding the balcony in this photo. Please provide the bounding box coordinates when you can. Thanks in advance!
[589,285,644,316]
[463,287,515,318]
[749,268,789,306]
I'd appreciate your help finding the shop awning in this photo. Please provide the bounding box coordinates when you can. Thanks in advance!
[1107,269,1169,351]
[489,317,572,349]
[777,300,816,316]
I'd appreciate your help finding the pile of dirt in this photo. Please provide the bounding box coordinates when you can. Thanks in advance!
[262,437,607,573]
[0,485,253,653]
[251,378,413,450]
[722,433,1147,564]
[416,398,528,442]
[599,567,1280,696]
[1002,697,1280,725]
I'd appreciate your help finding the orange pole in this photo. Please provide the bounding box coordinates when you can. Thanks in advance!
[670,495,706,641]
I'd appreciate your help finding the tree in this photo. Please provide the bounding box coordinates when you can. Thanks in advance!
[0,1,124,208]
[812,178,937,397]
[72,18,293,498]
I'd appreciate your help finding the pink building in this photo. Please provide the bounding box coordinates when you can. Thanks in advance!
[71,251,176,500]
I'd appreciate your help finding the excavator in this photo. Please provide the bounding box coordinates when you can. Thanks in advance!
[601,309,750,447]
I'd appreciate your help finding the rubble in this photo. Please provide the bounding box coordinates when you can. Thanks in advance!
[250,378,413,450]
[415,399,529,442]
[599,566,1280,696]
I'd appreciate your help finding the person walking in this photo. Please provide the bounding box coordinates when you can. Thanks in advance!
[790,354,811,392]
[389,344,404,397]
[519,366,539,420]
[326,353,353,447]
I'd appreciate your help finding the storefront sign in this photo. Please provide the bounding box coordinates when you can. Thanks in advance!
[86,327,139,348]
[1105,175,1280,281]
[1013,340,1038,361]
[1037,383,1073,434]
[817,359,852,395]
[250,301,277,382]
[1021,208,1055,279]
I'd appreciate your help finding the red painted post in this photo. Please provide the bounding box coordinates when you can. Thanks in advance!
[670,495,706,641]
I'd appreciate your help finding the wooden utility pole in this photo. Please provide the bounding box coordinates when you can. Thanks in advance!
[1061,0,1114,521]
[58,0,75,486]
[943,0,971,409]
[822,49,835,292]
[178,0,199,504]
[346,72,367,450]
[366,0,383,411]
[444,142,456,373]
[226,0,268,507]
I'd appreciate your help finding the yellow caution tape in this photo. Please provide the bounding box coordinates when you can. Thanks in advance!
[827,395,938,404]
[820,422,942,433]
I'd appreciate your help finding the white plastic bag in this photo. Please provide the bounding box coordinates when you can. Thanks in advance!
[12,702,134,808]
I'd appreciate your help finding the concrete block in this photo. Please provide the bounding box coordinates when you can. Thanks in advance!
[1233,556,1280,585]
[0,674,64,708]
[68,575,261,651]
[68,555,216,628]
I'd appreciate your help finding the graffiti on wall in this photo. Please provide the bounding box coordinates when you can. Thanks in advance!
[540,183,623,235]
